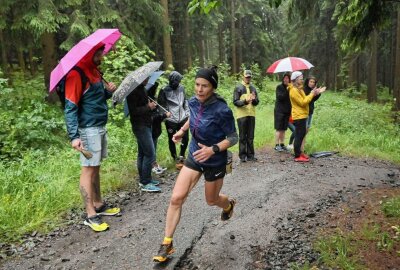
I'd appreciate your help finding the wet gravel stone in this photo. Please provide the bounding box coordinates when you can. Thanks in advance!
[254,193,344,269]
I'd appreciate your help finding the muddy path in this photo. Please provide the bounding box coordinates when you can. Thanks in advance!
[1,149,399,270]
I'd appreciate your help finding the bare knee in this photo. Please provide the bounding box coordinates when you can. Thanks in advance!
[170,194,185,208]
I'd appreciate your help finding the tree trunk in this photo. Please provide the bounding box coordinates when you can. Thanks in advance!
[368,30,378,103]
[230,0,237,74]
[348,55,358,87]
[394,9,400,111]
[17,47,26,75]
[29,48,36,76]
[238,16,243,68]
[161,0,173,69]
[199,30,205,67]
[218,22,224,63]
[41,32,58,103]
[0,29,7,74]
[184,11,192,69]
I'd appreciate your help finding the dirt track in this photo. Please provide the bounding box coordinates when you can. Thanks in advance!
[1,148,399,270]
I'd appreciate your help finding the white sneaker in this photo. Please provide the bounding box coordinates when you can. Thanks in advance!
[287,144,294,151]
[152,166,167,175]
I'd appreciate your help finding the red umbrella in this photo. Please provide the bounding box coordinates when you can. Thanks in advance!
[266,57,314,73]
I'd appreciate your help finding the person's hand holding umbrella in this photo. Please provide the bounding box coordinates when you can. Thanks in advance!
[105,81,117,92]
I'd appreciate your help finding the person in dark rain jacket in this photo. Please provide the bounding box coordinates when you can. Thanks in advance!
[153,66,238,263]
[273,73,291,152]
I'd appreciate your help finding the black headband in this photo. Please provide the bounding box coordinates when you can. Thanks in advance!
[195,67,218,89]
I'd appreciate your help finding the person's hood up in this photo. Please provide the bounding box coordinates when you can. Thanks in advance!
[77,42,105,82]
[169,71,183,89]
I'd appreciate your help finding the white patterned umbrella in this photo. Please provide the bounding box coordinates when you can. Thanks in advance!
[112,61,163,106]
[266,57,313,73]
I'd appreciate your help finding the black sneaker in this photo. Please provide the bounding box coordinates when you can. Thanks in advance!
[83,215,109,232]
[221,199,236,221]
[247,157,258,162]
[153,242,175,263]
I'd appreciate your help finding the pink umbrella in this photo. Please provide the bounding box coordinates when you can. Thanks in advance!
[266,57,314,73]
[49,28,122,92]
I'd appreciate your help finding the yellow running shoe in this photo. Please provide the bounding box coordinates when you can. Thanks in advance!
[221,199,236,221]
[95,203,121,216]
[153,242,175,263]
[84,215,109,232]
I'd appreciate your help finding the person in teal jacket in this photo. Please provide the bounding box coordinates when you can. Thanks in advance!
[64,43,120,232]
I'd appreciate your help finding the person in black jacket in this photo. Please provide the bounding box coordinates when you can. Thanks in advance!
[126,80,161,193]
[301,76,321,152]
[274,73,291,152]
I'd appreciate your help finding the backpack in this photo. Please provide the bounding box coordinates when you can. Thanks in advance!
[56,66,88,109]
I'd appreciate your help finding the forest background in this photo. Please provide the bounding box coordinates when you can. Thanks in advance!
[0,0,399,248]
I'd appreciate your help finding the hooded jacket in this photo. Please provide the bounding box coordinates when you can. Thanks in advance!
[64,43,112,141]
[188,94,237,167]
[157,71,189,124]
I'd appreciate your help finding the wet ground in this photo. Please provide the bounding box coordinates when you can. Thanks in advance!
[1,148,399,270]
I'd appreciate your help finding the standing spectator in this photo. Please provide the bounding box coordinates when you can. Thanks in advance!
[158,71,189,170]
[233,70,259,162]
[64,43,120,232]
[301,76,322,152]
[126,79,162,192]
[153,66,238,263]
[274,73,291,152]
[147,82,171,174]
[288,71,325,162]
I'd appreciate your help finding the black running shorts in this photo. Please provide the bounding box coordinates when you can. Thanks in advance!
[184,155,226,182]
[274,112,290,131]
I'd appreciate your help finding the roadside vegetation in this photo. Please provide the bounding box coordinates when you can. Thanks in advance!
[0,47,399,257]
[310,191,400,269]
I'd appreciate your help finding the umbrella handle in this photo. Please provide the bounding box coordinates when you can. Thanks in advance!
[148,96,169,114]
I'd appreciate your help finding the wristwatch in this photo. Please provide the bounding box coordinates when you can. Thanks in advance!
[212,144,220,153]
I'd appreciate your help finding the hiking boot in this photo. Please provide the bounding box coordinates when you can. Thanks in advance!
[95,202,121,216]
[140,183,161,192]
[83,215,109,232]
[247,157,258,162]
[221,199,236,221]
[294,155,309,162]
[153,242,175,263]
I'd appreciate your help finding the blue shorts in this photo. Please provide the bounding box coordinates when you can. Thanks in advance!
[79,126,108,166]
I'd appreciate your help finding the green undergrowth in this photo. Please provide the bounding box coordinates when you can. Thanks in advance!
[0,65,399,243]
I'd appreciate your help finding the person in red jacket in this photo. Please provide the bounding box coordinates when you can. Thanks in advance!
[64,43,120,232]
